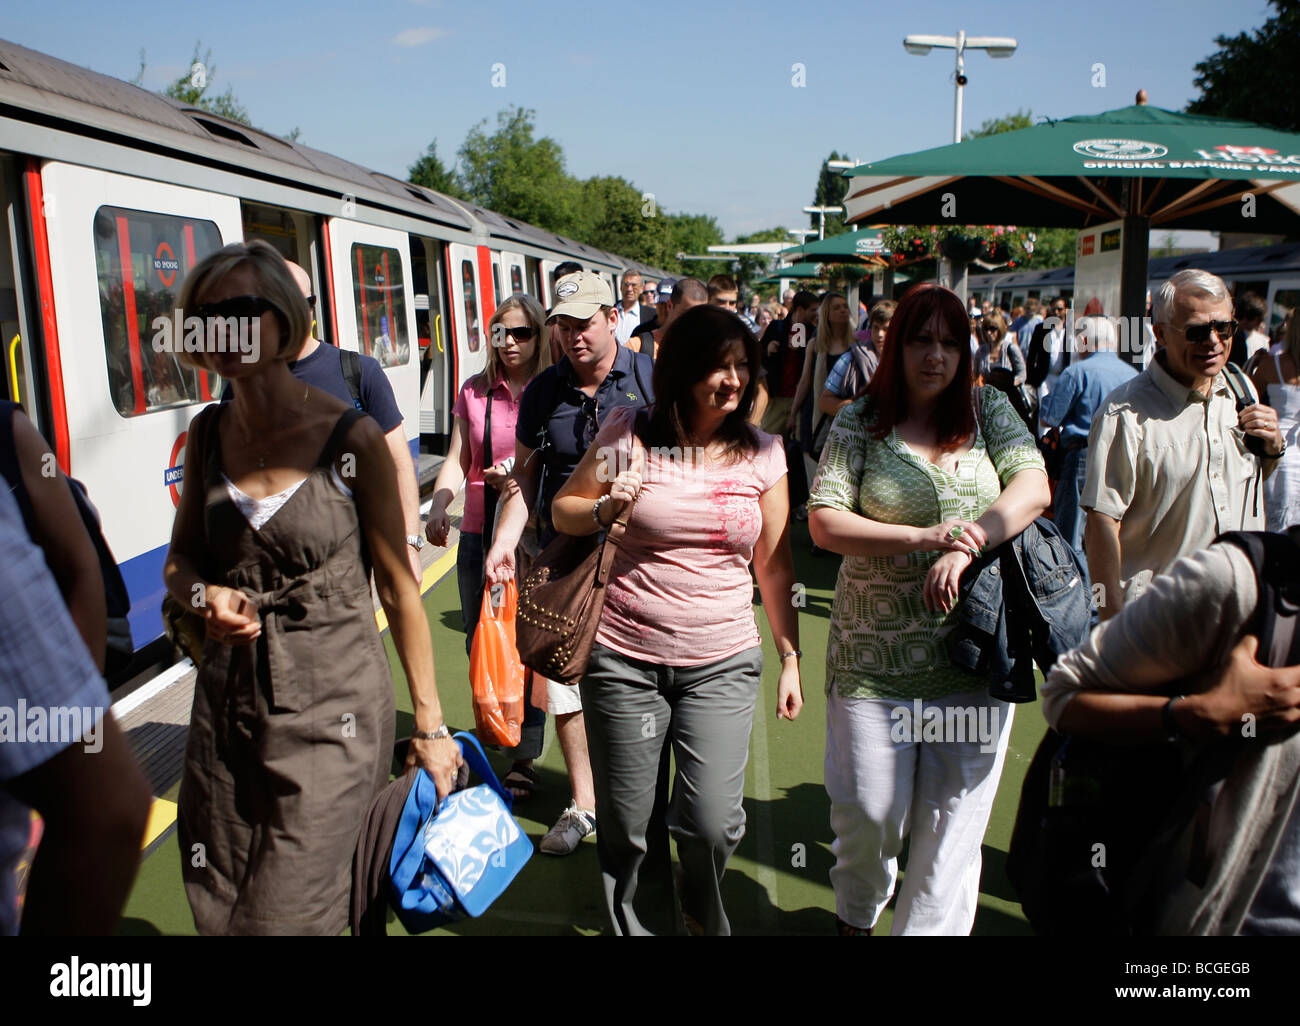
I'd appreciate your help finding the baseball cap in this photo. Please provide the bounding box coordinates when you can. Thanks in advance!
[547,272,614,323]
[656,278,677,301]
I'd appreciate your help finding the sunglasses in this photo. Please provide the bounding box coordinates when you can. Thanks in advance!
[192,295,282,322]
[500,325,537,341]
[1180,319,1238,343]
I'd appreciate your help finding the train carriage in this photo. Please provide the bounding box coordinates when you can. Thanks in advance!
[0,37,667,675]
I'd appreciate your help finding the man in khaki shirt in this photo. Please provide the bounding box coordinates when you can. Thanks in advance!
[1082,269,1284,619]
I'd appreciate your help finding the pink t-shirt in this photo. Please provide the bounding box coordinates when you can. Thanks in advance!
[452,375,523,534]
[592,406,787,667]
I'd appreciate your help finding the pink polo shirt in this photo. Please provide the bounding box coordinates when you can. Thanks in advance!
[592,406,787,667]
[452,375,523,534]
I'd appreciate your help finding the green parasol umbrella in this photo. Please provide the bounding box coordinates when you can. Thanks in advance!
[756,262,825,284]
[780,229,888,261]
[843,103,1300,317]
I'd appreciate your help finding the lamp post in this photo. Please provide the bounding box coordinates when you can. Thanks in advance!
[903,31,1017,143]
[803,205,844,240]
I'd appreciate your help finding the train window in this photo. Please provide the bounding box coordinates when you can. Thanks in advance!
[93,205,224,417]
[461,260,481,352]
[350,243,410,368]
[510,265,523,295]
[492,263,501,305]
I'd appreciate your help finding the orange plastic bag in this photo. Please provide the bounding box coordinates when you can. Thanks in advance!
[469,579,526,747]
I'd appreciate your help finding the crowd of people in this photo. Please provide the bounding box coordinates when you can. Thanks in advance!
[3,248,1300,938]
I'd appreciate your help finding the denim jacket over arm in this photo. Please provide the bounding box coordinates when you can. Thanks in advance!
[946,516,1092,701]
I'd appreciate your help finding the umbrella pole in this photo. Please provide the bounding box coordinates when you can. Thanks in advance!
[1120,214,1150,369]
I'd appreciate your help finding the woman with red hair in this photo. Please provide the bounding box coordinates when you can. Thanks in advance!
[809,283,1049,935]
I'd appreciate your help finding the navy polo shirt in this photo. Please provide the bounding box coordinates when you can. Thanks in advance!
[516,345,654,528]
[219,343,403,433]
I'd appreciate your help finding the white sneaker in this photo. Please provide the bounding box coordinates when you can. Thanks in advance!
[540,802,596,855]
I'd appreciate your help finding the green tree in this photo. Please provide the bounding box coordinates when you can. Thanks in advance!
[407,140,464,198]
[1187,0,1300,131]
[732,226,791,295]
[663,213,727,278]
[456,107,580,234]
[964,109,1033,140]
[162,42,250,124]
[810,151,849,237]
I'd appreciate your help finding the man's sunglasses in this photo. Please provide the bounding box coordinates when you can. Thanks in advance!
[1181,319,1238,343]
[192,295,283,321]
[500,325,537,341]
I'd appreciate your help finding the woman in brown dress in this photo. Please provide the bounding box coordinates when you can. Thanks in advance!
[163,241,460,935]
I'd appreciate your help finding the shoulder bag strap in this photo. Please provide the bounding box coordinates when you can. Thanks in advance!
[594,413,646,585]
[482,383,500,558]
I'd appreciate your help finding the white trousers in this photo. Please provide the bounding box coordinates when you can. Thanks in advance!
[824,688,1014,935]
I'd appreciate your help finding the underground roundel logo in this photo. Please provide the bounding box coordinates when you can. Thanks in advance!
[556,279,580,298]
[1073,138,1168,160]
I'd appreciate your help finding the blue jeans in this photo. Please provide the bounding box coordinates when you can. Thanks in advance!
[457,531,545,761]
[1054,446,1088,567]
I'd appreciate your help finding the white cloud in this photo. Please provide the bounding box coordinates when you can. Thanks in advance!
[392,27,448,47]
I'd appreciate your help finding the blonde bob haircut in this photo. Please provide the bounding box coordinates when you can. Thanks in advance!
[173,239,311,371]
[479,293,551,389]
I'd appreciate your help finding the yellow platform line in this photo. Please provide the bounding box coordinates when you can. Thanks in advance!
[142,797,177,850]
[373,546,458,634]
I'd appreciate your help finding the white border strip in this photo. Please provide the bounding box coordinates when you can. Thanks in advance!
[111,657,195,720]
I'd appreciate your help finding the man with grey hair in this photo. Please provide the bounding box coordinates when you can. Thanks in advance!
[1038,315,1137,567]
[1082,269,1285,620]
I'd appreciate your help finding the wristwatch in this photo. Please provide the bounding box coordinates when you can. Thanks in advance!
[1162,696,1185,743]
[1266,438,1288,460]
[407,534,426,550]
[411,724,450,741]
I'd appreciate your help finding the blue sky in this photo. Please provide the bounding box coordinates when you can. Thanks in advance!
[7,0,1271,239]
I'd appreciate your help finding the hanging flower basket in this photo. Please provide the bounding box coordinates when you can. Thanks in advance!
[938,234,982,264]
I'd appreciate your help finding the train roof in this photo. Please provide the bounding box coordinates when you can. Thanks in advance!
[0,37,665,274]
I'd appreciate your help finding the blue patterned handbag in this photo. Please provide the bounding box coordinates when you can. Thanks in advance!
[389,732,534,932]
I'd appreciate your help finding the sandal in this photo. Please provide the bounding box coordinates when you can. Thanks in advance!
[501,763,539,802]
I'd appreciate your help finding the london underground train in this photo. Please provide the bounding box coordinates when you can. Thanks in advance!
[0,38,668,676]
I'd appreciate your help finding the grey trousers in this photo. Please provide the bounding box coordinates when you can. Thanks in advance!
[581,642,762,936]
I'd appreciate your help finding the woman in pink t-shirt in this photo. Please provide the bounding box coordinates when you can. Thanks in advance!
[553,304,803,936]
[426,293,550,796]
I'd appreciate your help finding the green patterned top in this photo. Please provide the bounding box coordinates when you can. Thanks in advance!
[808,386,1045,700]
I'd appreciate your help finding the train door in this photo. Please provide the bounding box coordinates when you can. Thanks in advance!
[525,256,542,300]
[411,236,451,445]
[324,219,419,458]
[540,258,562,306]
[36,161,241,643]
[1267,277,1300,337]
[497,249,526,297]
[0,156,36,411]
[447,242,487,390]
[241,201,330,344]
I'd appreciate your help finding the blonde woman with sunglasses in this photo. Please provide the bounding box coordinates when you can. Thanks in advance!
[426,293,551,797]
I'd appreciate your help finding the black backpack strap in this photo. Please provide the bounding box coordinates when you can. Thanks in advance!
[340,348,365,412]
